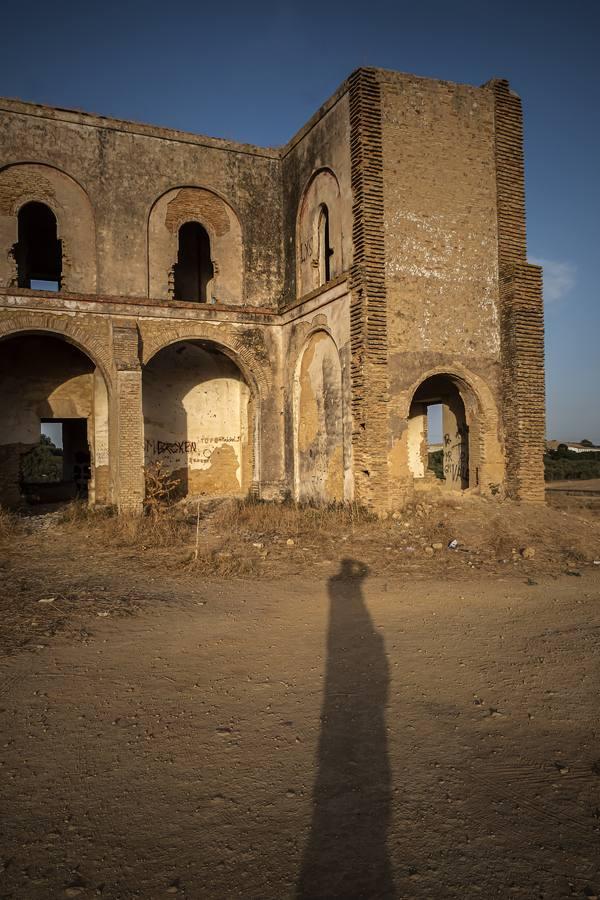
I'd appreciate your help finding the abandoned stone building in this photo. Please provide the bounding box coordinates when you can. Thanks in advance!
[0,67,545,513]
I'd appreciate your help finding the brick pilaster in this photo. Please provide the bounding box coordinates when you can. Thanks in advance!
[112,322,144,513]
[490,79,546,501]
[348,68,389,510]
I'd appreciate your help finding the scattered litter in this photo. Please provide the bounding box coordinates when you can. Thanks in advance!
[38,597,55,604]
[286,538,295,546]
[554,762,569,776]
[520,546,535,559]
[448,539,459,550]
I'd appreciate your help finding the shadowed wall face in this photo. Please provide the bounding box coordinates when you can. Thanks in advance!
[298,559,395,899]
[295,331,344,503]
[142,340,251,496]
[0,334,109,505]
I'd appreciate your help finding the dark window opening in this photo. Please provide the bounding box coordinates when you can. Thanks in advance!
[173,222,214,302]
[318,205,333,286]
[15,202,62,290]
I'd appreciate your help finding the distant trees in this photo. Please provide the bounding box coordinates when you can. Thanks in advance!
[544,445,600,481]
[428,449,444,480]
[21,434,63,483]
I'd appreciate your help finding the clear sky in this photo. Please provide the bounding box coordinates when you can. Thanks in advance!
[2,0,598,442]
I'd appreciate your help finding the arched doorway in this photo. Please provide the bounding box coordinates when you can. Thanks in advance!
[407,374,477,491]
[142,340,255,497]
[294,331,344,503]
[0,332,110,507]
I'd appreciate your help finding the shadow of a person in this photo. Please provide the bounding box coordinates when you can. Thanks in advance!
[297,558,395,899]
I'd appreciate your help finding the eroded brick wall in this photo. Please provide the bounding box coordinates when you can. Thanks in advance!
[491,80,545,501]
[348,68,390,510]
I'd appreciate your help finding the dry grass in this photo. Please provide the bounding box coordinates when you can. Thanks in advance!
[213,496,376,538]
[57,500,195,550]
[0,506,21,541]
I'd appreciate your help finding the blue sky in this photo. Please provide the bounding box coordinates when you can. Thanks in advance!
[2,0,598,442]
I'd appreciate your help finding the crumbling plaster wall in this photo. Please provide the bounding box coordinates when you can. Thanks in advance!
[281,284,353,502]
[281,91,353,304]
[0,102,284,306]
[143,341,251,496]
[379,71,506,497]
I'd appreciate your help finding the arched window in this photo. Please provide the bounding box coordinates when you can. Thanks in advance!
[15,202,62,290]
[173,222,214,302]
[317,204,333,286]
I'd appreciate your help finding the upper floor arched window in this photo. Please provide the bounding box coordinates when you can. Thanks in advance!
[296,169,342,297]
[16,202,62,290]
[173,221,214,302]
[317,204,333,286]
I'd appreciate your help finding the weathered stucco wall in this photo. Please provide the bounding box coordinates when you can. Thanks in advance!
[281,282,353,502]
[282,92,353,303]
[0,101,283,306]
[381,73,501,363]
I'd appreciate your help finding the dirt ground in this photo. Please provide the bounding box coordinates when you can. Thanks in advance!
[1,491,600,899]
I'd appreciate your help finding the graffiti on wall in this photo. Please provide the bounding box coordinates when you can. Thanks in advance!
[144,436,240,469]
[300,237,314,264]
[94,440,109,467]
[443,428,469,485]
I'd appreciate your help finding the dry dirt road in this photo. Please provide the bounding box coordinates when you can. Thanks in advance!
[1,563,600,899]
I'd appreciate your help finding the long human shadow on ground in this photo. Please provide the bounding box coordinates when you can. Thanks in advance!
[297,558,395,899]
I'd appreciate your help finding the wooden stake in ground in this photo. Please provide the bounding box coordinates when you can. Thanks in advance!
[194,500,200,561]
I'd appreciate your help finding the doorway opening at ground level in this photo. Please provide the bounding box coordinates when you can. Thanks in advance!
[20,418,91,502]
[408,375,471,490]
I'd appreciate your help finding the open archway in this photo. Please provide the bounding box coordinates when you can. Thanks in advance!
[0,332,110,507]
[142,340,255,497]
[294,331,344,503]
[407,373,482,491]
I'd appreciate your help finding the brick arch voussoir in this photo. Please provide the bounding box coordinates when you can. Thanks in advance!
[141,326,269,400]
[404,364,498,427]
[0,314,113,389]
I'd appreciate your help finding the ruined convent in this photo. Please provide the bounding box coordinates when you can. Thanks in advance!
[0,67,545,513]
